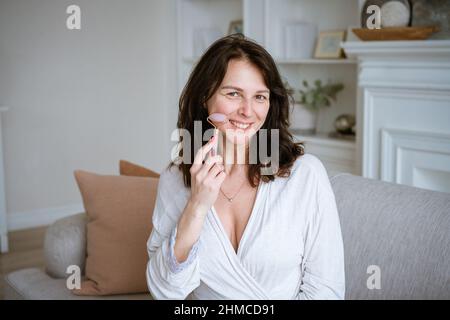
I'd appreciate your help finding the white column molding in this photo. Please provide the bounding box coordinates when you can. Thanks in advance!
[0,106,9,253]
[381,128,450,193]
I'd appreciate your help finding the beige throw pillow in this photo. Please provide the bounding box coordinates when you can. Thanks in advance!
[72,170,158,295]
[119,160,160,178]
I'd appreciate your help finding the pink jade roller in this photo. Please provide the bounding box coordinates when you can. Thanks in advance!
[207,113,228,156]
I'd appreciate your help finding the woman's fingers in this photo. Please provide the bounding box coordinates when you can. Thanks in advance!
[191,136,216,173]
[204,163,226,186]
[209,162,224,178]
[196,155,223,180]
[216,169,227,183]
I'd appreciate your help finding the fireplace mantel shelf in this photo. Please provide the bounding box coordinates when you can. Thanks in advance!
[342,40,450,61]
[342,40,450,91]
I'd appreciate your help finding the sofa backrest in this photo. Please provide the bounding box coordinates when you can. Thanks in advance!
[44,173,450,299]
[330,173,450,300]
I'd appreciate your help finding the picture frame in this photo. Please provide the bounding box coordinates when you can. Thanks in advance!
[314,30,346,59]
[228,20,243,35]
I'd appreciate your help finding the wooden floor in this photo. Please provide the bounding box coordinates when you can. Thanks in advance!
[0,226,47,300]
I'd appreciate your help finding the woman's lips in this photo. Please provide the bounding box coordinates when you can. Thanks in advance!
[229,120,253,130]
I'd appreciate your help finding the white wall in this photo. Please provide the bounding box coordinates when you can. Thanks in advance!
[0,0,178,230]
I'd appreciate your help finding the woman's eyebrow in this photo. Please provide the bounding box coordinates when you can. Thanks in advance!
[221,85,269,94]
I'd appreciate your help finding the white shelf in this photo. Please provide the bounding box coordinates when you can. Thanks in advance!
[292,131,356,150]
[275,58,357,65]
[291,131,357,175]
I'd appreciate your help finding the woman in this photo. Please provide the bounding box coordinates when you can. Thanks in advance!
[146,34,345,300]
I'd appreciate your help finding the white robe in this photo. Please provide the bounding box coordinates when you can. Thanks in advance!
[146,153,345,300]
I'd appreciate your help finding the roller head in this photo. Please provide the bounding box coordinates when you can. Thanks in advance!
[208,113,228,123]
[207,112,228,128]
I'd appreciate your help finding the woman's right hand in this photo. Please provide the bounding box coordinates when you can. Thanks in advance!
[188,135,227,216]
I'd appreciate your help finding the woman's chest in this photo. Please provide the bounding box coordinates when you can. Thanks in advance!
[213,185,258,253]
[203,184,313,270]
[199,196,309,296]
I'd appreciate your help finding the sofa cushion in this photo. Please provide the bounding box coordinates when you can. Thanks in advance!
[330,173,450,300]
[72,170,158,295]
[4,268,152,300]
[119,160,160,178]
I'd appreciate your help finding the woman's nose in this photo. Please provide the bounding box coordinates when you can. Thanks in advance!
[238,98,253,117]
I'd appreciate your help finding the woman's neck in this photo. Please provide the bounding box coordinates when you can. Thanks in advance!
[220,135,249,176]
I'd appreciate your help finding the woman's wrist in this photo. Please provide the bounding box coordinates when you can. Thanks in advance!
[173,201,205,263]
[186,197,210,219]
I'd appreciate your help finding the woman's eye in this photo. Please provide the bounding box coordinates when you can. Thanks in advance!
[256,95,267,101]
[228,92,239,97]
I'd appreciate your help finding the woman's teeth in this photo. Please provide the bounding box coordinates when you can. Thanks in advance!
[230,120,251,129]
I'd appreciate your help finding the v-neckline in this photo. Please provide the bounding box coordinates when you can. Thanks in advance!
[211,181,265,258]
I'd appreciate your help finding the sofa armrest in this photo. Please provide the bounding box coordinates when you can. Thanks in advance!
[43,212,87,279]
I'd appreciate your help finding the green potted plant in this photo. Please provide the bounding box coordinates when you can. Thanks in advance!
[290,79,344,134]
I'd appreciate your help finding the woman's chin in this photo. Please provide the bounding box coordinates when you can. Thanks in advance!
[223,135,250,147]
[218,126,259,148]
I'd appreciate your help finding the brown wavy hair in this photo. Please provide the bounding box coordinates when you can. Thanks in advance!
[170,33,304,188]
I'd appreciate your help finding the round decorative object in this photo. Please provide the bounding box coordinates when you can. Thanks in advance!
[361,0,411,28]
[381,0,411,27]
[334,114,356,135]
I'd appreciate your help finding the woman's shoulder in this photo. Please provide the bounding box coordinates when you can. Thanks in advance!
[159,163,184,186]
[152,163,190,233]
[290,153,328,180]
[270,154,328,191]
[157,163,190,198]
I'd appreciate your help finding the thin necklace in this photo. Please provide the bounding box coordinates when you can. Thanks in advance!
[220,180,246,203]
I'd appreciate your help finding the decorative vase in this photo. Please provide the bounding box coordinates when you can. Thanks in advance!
[334,114,356,135]
[290,103,318,135]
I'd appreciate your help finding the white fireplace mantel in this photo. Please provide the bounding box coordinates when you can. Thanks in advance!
[342,40,450,59]
[342,40,450,91]
[342,40,450,193]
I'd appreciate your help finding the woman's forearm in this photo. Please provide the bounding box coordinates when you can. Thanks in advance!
[173,199,208,262]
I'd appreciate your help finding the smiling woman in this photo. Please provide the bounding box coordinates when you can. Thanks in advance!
[206,59,271,158]
[146,34,345,300]
[175,34,304,187]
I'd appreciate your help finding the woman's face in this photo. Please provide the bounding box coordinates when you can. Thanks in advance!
[206,59,270,147]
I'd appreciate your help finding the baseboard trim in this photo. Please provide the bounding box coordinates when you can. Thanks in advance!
[7,203,85,231]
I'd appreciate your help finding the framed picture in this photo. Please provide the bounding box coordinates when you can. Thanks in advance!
[314,30,346,59]
[228,20,243,35]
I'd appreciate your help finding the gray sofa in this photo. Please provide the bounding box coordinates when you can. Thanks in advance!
[4,173,450,299]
